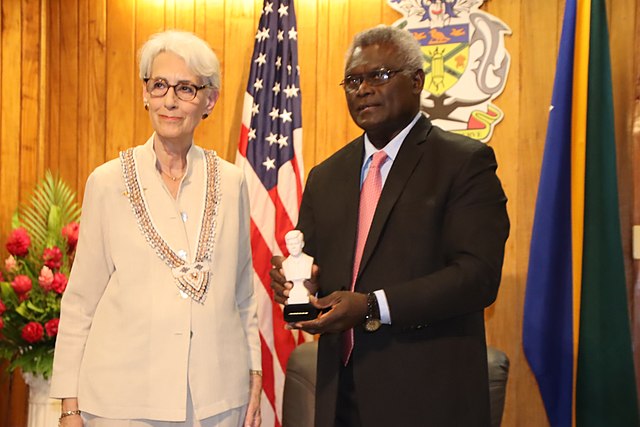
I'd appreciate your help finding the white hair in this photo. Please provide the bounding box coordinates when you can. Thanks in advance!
[138,30,221,93]
[345,25,424,73]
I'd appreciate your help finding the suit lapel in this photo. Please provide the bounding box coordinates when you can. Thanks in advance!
[356,116,431,282]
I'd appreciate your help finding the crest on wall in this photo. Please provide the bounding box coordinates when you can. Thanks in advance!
[388,0,511,142]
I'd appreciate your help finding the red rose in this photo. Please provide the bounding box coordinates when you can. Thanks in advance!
[0,271,3,282]
[61,222,80,252]
[0,299,5,315]
[6,227,31,257]
[0,317,4,331]
[21,322,44,343]
[52,272,68,294]
[11,275,32,294]
[45,318,60,337]
[43,247,63,270]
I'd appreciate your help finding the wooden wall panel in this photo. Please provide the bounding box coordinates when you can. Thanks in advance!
[297,0,317,175]
[1,1,638,426]
[197,0,225,154]
[105,0,135,163]
[0,0,43,425]
[58,0,80,191]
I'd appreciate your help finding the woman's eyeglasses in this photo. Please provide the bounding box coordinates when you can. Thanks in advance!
[144,77,212,101]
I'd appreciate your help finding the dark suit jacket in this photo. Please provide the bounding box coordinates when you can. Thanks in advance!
[297,116,510,427]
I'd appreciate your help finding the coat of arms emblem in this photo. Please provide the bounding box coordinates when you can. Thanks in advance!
[388,0,511,142]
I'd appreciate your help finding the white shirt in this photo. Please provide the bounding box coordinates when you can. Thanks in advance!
[360,112,422,324]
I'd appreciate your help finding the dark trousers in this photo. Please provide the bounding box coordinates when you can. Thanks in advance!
[335,361,363,427]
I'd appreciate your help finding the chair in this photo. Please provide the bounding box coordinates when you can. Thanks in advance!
[282,341,509,427]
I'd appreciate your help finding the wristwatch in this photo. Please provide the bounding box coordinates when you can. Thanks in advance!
[364,292,382,332]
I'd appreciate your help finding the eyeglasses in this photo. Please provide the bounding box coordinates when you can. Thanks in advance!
[339,68,405,93]
[144,77,212,101]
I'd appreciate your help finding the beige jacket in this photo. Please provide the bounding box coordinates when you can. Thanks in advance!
[50,137,261,421]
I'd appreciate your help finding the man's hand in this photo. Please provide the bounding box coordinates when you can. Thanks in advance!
[290,291,368,334]
[269,256,319,305]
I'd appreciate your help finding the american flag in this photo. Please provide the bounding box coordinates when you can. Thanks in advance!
[235,1,307,425]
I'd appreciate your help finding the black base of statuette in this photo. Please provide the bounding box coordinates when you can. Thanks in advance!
[284,303,319,322]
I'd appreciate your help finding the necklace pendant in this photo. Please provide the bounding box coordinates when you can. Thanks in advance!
[172,262,210,302]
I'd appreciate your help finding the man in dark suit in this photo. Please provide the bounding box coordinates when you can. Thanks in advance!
[271,25,509,427]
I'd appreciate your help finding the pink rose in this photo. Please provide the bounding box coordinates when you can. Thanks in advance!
[4,255,17,272]
[43,247,63,270]
[0,299,5,315]
[11,275,32,294]
[52,272,68,294]
[45,318,60,337]
[61,222,80,252]
[38,266,54,291]
[6,227,30,257]
[21,322,44,343]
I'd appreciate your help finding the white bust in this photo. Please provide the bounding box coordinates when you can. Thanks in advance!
[282,230,314,304]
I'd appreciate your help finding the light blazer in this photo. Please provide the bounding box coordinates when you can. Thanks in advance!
[297,116,510,427]
[50,138,261,421]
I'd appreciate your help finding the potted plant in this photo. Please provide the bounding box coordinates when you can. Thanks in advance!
[0,171,80,426]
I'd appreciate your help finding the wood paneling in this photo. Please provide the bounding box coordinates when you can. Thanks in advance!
[1,0,638,426]
[0,0,43,425]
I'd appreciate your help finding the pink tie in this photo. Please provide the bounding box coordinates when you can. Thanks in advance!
[342,150,388,365]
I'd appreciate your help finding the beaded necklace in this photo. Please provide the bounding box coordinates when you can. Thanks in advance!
[119,147,221,303]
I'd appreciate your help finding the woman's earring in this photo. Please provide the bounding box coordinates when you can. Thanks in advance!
[202,113,209,120]
[144,100,149,111]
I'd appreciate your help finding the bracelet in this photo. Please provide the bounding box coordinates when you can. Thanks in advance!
[60,410,81,419]
[250,370,263,376]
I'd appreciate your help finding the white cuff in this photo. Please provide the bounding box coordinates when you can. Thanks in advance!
[373,289,391,324]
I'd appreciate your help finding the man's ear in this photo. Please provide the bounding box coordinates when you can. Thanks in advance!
[412,69,425,94]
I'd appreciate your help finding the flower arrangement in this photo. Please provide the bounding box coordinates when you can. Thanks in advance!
[0,171,80,378]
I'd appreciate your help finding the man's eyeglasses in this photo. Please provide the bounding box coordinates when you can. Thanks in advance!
[339,68,405,93]
[144,77,212,101]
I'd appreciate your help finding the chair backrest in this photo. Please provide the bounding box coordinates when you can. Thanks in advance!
[487,345,510,427]
[282,341,510,427]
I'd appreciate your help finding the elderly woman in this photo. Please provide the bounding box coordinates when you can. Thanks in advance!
[50,30,262,427]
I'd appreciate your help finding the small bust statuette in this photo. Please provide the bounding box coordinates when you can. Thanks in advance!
[281,230,318,322]
[282,230,314,305]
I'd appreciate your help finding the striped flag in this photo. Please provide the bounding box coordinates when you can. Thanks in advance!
[522,0,639,426]
[235,1,307,425]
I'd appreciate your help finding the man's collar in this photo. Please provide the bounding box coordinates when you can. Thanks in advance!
[363,112,422,161]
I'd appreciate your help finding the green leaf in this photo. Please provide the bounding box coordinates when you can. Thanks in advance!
[11,212,20,229]
[17,171,81,250]
[15,302,30,318]
[0,282,19,306]
[26,300,45,314]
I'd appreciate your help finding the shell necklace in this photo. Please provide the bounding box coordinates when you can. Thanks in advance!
[120,147,221,303]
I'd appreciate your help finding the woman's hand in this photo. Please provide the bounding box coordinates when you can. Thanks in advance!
[58,414,83,427]
[244,372,262,427]
[59,398,83,427]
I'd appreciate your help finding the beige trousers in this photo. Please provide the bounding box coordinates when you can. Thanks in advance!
[83,406,245,427]
[83,386,246,427]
